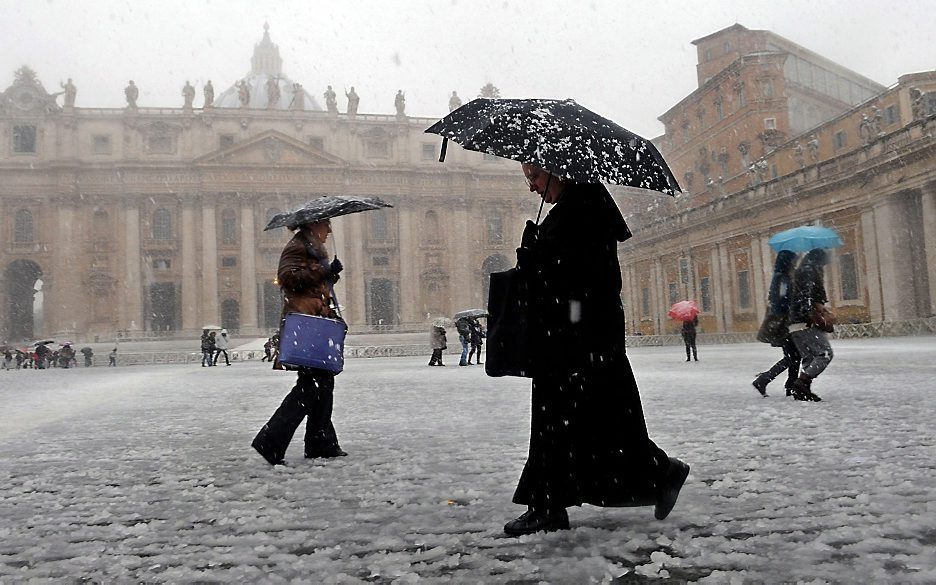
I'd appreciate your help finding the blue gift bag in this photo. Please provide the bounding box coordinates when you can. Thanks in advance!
[278,312,348,373]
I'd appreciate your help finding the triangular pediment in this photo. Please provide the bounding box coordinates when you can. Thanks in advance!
[196,130,347,167]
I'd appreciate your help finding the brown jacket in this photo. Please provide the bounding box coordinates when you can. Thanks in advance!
[273,230,339,369]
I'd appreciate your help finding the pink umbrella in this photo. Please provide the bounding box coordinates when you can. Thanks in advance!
[668,300,700,322]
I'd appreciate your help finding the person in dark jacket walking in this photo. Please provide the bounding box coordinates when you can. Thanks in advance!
[251,218,347,465]
[200,329,214,367]
[455,317,472,366]
[467,318,485,365]
[681,316,699,361]
[786,249,833,401]
[262,338,273,362]
[502,163,689,536]
[752,251,801,396]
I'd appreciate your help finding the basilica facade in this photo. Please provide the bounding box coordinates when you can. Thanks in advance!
[0,28,532,341]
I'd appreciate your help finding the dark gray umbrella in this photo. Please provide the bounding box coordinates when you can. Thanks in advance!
[453,309,489,320]
[425,98,680,195]
[263,195,393,231]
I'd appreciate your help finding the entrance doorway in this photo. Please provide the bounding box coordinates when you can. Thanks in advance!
[4,260,43,341]
[366,278,398,328]
[149,282,178,332]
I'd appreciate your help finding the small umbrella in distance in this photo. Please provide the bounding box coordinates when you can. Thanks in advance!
[453,309,489,321]
[768,225,843,253]
[264,195,393,231]
[668,300,700,322]
[433,317,454,328]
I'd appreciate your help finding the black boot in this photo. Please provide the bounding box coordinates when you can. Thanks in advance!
[752,373,770,397]
[504,507,570,536]
[655,457,690,520]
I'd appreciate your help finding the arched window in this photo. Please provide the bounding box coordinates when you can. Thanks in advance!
[13,209,35,243]
[221,208,238,244]
[423,210,441,244]
[152,208,172,240]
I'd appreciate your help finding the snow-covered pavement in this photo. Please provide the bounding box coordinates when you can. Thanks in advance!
[1,337,934,583]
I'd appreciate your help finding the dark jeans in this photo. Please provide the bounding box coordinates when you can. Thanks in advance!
[682,332,697,360]
[252,370,340,461]
[213,349,230,365]
[468,343,483,364]
[201,350,214,366]
[762,337,801,386]
[429,348,444,365]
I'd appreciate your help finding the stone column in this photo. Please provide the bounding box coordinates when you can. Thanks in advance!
[750,236,767,319]
[719,244,734,332]
[860,209,884,321]
[50,198,82,335]
[239,201,258,332]
[397,205,419,325]
[921,184,936,315]
[872,197,913,320]
[200,196,219,326]
[180,198,198,332]
[651,258,664,334]
[451,201,473,310]
[347,212,367,326]
[122,201,143,332]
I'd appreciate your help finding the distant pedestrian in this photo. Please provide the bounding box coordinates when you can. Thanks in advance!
[455,317,472,366]
[80,347,94,367]
[467,318,485,365]
[787,249,834,401]
[214,329,231,366]
[753,251,801,397]
[681,316,698,362]
[200,329,214,367]
[2,350,12,370]
[108,348,117,367]
[262,338,273,362]
[428,324,447,366]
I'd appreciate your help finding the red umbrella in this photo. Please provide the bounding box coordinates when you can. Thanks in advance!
[668,300,700,322]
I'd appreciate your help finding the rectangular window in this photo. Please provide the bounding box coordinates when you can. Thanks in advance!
[147,135,173,154]
[221,256,237,268]
[13,125,37,153]
[370,211,388,241]
[760,80,774,99]
[641,287,650,316]
[714,99,724,120]
[679,258,690,284]
[373,256,389,267]
[92,134,112,154]
[487,215,503,243]
[668,282,679,305]
[421,143,436,160]
[700,277,711,312]
[365,140,389,159]
[219,134,235,149]
[737,270,751,309]
[764,118,777,130]
[839,253,859,300]
[308,136,324,150]
[883,105,898,126]
[152,259,171,270]
[834,130,847,150]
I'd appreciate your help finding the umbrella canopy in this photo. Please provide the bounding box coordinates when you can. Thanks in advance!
[425,98,680,195]
[32,340,55,346]
[202,324,222,330]
[59,341,74,346]
[80,347,93,355]
[668,300,700,322]
[453,309,489,321]
[768,225,843,253]
[432,317,454,328]
[263,195,393,231]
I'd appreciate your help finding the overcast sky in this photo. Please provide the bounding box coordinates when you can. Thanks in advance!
[1,0,932,138]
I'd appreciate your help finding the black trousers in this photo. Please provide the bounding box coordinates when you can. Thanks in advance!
[682,332,697,360]
[428,348,444,365]
[213,349,230,365]
[252,369,340,461]
[764,337,801,386]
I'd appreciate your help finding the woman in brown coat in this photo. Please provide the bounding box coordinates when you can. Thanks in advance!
[252,219,347,465]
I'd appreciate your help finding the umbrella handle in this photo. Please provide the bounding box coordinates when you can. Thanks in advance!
[438,137,448,163]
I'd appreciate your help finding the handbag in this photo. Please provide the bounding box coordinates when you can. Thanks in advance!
[278,286,347,374]
[809,304,836,333]
[756,312,789,346]
[484,267,533,378]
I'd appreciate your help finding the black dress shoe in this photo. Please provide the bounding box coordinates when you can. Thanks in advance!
[251,441,285,466]
[503,508,570,536]
[655,457,690,520]
[305,448,348,459]
[752,374,770,397]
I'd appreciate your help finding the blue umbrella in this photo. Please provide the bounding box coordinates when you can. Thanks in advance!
[768,225,843,253]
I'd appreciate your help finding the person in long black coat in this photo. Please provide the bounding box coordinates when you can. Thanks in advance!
[503,163,690,536]
[752,250,801,396]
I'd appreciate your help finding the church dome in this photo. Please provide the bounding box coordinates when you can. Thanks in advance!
[214,24,322,111]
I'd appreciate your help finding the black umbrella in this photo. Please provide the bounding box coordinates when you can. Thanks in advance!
[263,195,393,231]
[32,340,54,347]
[80,347,94,356]
[453,309,489,320]
[425,98,680,195]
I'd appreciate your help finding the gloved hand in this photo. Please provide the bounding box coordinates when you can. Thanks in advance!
[520,220,538,249]
[330,257,343,275]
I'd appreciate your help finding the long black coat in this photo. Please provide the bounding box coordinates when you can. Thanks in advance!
[513,182,669,510]
[788,249,828,324]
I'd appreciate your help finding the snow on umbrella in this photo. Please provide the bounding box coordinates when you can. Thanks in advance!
[202,324,222,330]
[668,300,700,322]
[425,98,680,195]
[768,225,843,253]
[263,195,393,231]
[453,309,489,320]
[59,341,74,346]
[432,317,454,328]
